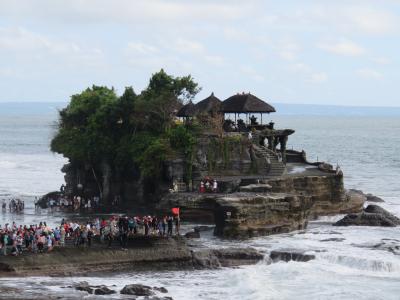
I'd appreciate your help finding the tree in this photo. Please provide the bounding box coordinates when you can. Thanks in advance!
[51,70,201,205]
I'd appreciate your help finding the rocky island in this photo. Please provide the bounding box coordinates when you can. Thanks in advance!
[49,70,364,239]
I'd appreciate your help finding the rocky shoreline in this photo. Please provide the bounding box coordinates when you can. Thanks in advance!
[0,236,263,277]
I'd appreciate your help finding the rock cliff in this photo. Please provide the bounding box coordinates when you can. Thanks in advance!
[158,173,364,238]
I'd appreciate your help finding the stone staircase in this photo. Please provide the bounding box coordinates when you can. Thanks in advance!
[253,145,286,178]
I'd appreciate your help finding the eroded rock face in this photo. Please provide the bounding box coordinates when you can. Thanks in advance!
[334,205,400,227]
[159,172,362,239]
[269,249,315,262]
[266,175,364,218]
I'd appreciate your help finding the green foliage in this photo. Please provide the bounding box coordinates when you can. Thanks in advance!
[51,70,200,183]
[136,138,171,178]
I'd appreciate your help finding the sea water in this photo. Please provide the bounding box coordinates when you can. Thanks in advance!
[0,104,399,299]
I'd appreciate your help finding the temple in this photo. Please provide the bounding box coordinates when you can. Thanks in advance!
[159,91,357,238]
[175,92,298,189]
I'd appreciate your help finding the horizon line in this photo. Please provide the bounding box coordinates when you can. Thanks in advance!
[1,101,400,109]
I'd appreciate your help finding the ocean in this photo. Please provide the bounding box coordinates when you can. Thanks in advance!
[0,103,399,299]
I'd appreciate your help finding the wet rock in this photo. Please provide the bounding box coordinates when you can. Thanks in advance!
[239,183,272,193]
[120,284,155,296]
[153,286,168,293]
[334,213,396,227]
[192,247,263,269]
[364,205,400,224]
[74,282,93,294]
[192,249,221,269]
[366,194,384,203]
[347,189,384,203]
[352,240,400,255]
[94,286,116,295]
[185,231,200,238]
[270,249,315,262]
[193,225,214,233]
[320,238,346,242]
[334,205,400,227]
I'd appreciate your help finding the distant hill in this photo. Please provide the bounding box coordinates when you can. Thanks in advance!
[1,101,400,116]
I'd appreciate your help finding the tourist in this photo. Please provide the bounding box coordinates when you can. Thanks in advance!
[167,216,173,236]
[199,181,205,193]
[205,180,211,191]
[16,234,23,254]
[162,216,167,236]
[60,227,66,247]
[87,228,93,247]
[174,215,180,235]
[212,179,218,193]
[47,234,53,252]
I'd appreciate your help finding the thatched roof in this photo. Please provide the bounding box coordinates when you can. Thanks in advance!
[176,101,197,117]
[221,93,276,113]
[195,92,221,114]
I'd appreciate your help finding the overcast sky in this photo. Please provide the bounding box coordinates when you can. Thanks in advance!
[0,0,399,106]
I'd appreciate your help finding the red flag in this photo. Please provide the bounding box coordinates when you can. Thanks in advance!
[172,207,180,215]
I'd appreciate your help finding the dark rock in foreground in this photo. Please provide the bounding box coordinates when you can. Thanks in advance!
[74,282,93,294]
[153,286,168,293]
[347,189,385,203]
[185,231,200,238]
[120,284,155,296]
[94,286,116,295]
[269,249,315,262]
[334,205,400,227]
[192,247,264,269]
[364,205,400,224]
[193,225,214,233]
[320,238,346,242]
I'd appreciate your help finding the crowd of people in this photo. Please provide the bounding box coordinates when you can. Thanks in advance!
[36,195,101,211]
[199,177,218,193]
[0,214,181,256]
[1,199,24,213]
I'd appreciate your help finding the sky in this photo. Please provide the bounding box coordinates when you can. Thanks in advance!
[0,0,399,106]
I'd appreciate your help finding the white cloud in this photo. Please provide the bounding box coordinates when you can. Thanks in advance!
[308,72,328,83]
[289,63,311,73]
[0,0,254,25]
[356,68,383,80]
[318,40,366,57]
[0,26,103,58]
[372,56,391,65]
[240,66,265,82]
[276,40,301,61]
[204,55,225,66]
[172,38,205,55]
[127,42,159,54]
[125,38,224,70]
[344,6,398,35]
[288,63,327,84]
